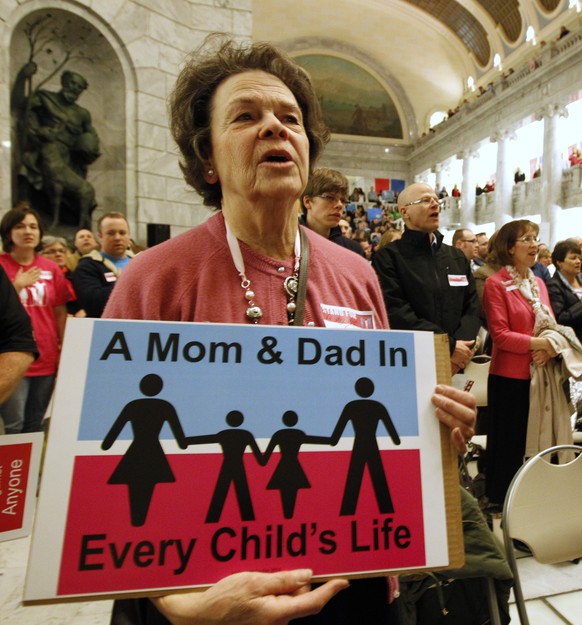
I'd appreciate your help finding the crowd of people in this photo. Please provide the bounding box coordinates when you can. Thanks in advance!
[451,222,582,512]
[1,33,581,625]
[421,23,576,139]
[0,206,137,434]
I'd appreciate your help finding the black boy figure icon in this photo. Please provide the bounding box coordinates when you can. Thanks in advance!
[186,410,264,523]
[330,377,401,516]
[263,410,332,519]
[101,374,188,527]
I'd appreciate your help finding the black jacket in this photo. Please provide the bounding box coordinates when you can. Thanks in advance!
[328,225,366,257]
[372,229,481,354]
[547,272,582,342]
[72,250,134,318]
[299,218,366,258]
[0,265,38,359]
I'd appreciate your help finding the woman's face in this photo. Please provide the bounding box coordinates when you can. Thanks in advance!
[10,213,40,251]
[508,228,538,271]
[41,242,68,268]
[208,70,310,207]
[557,250,581,278]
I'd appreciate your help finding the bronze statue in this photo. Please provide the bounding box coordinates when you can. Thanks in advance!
[12,63,100,228]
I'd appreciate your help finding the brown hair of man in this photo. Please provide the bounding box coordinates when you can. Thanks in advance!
[300,168,349,218]
[452,228,468,247]
[97,211,129,233]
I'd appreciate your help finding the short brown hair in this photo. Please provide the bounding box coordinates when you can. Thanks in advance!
[552,239,581,266]
[300,168,348,217]
[493,219,539,266]
[169,34,329,210]
[0,204,43,253]
[98,212,128,232]
[452,228,469,246]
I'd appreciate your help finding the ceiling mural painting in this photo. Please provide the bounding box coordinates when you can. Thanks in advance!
[294,54,403,140]
[255,0,579,139]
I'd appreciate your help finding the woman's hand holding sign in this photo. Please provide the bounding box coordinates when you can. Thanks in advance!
[431,384,476,454]
[152,569,348,625]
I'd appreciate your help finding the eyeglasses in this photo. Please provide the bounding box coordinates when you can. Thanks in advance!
[516,235,540,244]
[403,197,446,209]
[461,238,478,244]
[317,194,349,206]
[42,248,67,255]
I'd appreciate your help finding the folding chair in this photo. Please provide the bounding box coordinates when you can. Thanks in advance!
[502,444,582,625]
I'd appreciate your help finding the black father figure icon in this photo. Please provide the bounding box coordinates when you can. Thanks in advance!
[330,377,401,516]
[101,374,188,526]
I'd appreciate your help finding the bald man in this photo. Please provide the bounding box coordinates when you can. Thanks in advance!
[373,183,481,374]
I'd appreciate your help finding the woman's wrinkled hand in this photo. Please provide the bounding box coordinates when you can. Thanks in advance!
[531,349,551,367]
[152,569,349,625]
[431,384,476,455]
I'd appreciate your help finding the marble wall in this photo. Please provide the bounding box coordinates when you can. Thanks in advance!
[0,0,253,243]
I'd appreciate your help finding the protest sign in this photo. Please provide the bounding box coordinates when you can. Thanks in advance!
[0,433,43,542]
[25,319,462,601]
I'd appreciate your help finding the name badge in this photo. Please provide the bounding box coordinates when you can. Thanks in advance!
[504,285,518,291]
[448,274,468,287]
[104,272,117,283]
[40,271,53,280]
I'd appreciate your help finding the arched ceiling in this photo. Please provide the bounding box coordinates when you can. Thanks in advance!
[253,0,576,140]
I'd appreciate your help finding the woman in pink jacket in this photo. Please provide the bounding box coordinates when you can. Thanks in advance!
[482,220,557,508]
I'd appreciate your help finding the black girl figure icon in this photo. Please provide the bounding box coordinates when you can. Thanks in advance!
[101,373,188,526]
[263,410,332,519]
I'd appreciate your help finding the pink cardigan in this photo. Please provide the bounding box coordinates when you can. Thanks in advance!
[482,267,553,380]
[104,213,389,330]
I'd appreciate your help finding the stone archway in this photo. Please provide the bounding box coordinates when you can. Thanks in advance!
[9,8,128,234]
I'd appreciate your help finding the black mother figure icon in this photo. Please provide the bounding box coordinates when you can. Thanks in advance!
[186,410,264,523]
[263,410,332,519]
[101,374,188,527]
[330,377,401,516]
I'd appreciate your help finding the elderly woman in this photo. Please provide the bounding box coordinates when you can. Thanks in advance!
[482,220,557,508]
[104,35,475,625]
[547,239,582,427]
[547,239,582,342]
[0,206,70,433]
[40,235,86,317]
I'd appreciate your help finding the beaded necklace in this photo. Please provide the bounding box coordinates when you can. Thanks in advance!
[225,220,301,324]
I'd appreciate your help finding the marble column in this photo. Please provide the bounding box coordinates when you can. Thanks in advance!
[537,104,568,246]
[458,149,478,227]
[491,129,516,228]
[433,163,443,191]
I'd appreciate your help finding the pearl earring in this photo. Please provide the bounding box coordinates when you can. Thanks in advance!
[208,169,214,176]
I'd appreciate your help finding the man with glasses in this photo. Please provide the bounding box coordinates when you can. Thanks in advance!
[452,228,480,272]
[300,168,365,258]
[373,183,480,374]
[474,232,489,268]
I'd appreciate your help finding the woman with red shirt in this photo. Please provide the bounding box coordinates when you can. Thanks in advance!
[482,219,557,507]
[0,205,70,433]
